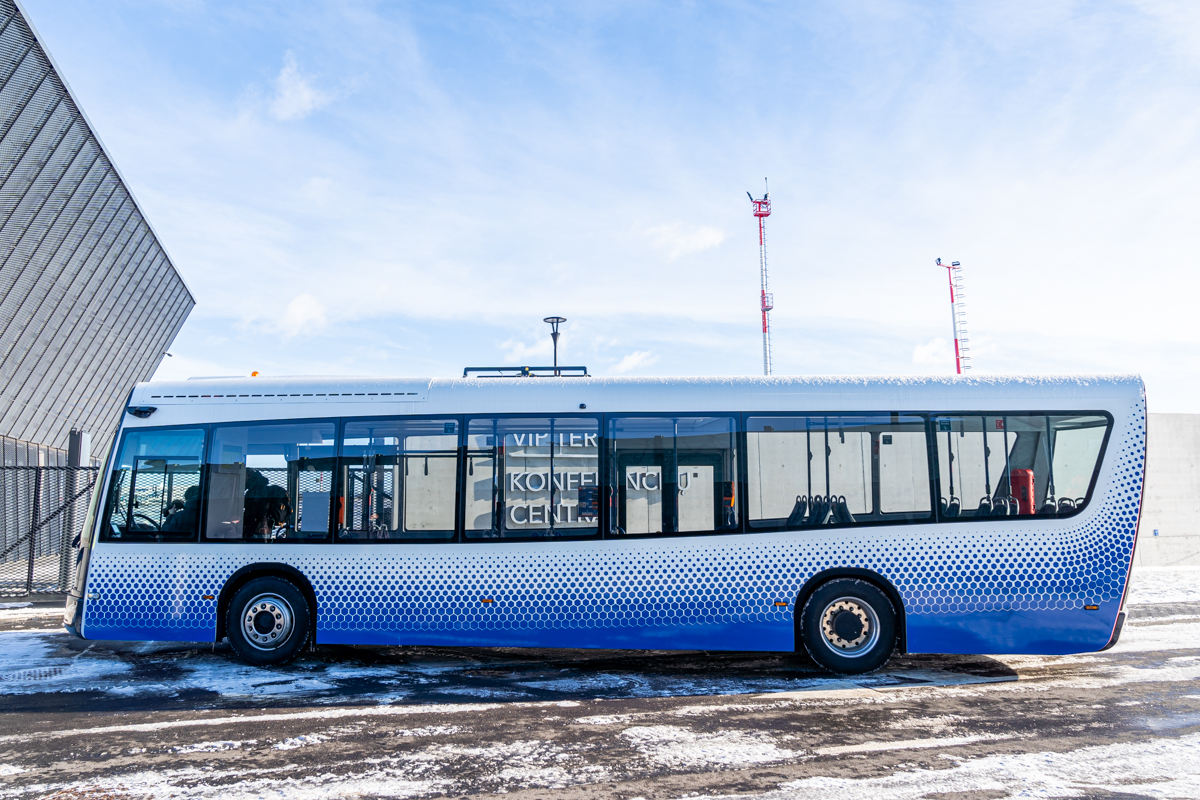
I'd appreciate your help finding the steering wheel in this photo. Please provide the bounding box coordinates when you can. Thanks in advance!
[130,513,160,531]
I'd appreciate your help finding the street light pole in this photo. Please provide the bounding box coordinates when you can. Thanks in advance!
[543,316,566,376]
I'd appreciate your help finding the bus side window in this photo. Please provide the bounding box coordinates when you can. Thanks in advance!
[746,414,930,529]
[932,414,1109,518]
[101,428,205,542]
[607,416,738,536]
[203,422,336,542]
[338,418,458,541]
[463,417,600,540]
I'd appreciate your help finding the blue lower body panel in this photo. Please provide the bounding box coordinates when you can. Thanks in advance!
[907,605,1118,655]
[318,618,792,651]
[79,493,1138,657]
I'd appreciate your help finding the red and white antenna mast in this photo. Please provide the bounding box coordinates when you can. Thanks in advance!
[748,179,773,376]
[937,258,971,374]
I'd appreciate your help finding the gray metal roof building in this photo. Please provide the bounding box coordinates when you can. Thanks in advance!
[0,0,193,456]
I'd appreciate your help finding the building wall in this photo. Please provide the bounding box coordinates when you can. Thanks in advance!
[1135,413,1200,567]
[0,0,193,453]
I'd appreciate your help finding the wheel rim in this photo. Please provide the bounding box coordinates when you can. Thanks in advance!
[240,593,294,651]
[818,596,880,658]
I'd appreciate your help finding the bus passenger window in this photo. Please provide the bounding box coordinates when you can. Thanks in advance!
[464,417,600,539]
[203,422,336,542]
[746,415,931,529]
[932,414,1109,518]
[339,419,458,541]
[607,416,738,536]
[102,428,204,541]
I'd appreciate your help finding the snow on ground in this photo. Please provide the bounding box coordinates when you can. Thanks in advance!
[0,630,130,692]
[1126,566,1200,605]
[621,725,798,769]
[0,604,60,625]
[705,731,1200,800]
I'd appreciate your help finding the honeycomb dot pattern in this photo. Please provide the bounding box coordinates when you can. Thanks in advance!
[82,399,1145,655]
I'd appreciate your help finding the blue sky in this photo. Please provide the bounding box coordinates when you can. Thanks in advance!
[23,0,1200,409]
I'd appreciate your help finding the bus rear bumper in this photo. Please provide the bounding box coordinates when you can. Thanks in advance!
[1101,611,1126,651]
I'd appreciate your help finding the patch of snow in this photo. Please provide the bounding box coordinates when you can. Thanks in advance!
[887,714,967,733]
[173,740,255,754]
[0,602,32,609]
[1128,613,1200,624]
[394,725,462,737]
[1126,566,1200,605]
[273,733,328,750]
[171,660,337,697]
[517,673,631,692]
[429,738,608,789]
[0,764,26,775]
[1108,620,1200,653]
[48,765,451,800]
[0,701,501,745]
[815,733,1013,756]
[434,686,533,699]
[574,714,638,725]
[702,731,1200,800]
[0,631,130,694]
[621,724,798,768]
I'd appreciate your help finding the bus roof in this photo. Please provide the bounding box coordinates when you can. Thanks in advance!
[126,374,1145,425]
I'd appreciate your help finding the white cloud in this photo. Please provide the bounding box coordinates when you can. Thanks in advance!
[644,223,726,260]
[500,335,554,364]
[912,338,955,371]
[269,52,331,121]
[609,350,657,375]
[277,294,327,337]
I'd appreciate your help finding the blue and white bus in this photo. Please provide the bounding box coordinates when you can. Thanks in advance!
[63,373,1144,674]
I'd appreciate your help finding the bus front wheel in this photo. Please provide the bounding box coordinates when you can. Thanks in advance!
[800,578,896,675]
[226,576,312,667]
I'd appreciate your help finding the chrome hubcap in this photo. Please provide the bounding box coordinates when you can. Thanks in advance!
[241,593,293,651]
[819,596,879,658]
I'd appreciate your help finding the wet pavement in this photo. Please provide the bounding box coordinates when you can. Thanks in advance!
[1,567,1198,799]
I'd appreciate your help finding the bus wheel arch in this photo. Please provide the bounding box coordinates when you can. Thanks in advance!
[217,562,318,644]
[794,567,906,663]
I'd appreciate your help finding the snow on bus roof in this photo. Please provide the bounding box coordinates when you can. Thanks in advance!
[130,374,1144,411]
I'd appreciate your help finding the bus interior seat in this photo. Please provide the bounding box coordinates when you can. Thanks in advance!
[786,495,808,527]
[806,495,832,526]
[946,496,961,518]
[939,496,961,518]
[833,495,856,524]
[977,496,993,516]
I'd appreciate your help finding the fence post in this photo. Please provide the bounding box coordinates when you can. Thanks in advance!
[61,430,92,592]
[26,467,42,594]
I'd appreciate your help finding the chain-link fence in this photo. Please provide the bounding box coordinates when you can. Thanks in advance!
[0,466,99,596]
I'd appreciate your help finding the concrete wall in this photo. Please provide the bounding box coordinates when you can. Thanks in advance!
[1135,413,1200,567]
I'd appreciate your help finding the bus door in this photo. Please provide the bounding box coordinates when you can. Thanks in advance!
[613,451,724,535]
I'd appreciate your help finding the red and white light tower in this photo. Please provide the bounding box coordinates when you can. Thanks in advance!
[748,180,773,376]
[937,258,971,374]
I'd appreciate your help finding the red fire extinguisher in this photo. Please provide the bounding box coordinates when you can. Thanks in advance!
[1010,469,1035,515]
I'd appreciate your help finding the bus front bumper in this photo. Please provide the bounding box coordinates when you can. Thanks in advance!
[63,592,84,639]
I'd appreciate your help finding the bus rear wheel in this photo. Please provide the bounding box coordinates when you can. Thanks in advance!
[226,576,311,667]
[800,578,896,675]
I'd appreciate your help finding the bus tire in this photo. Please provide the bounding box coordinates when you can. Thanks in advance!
[800,578,896,675]
[226,576,311,667]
